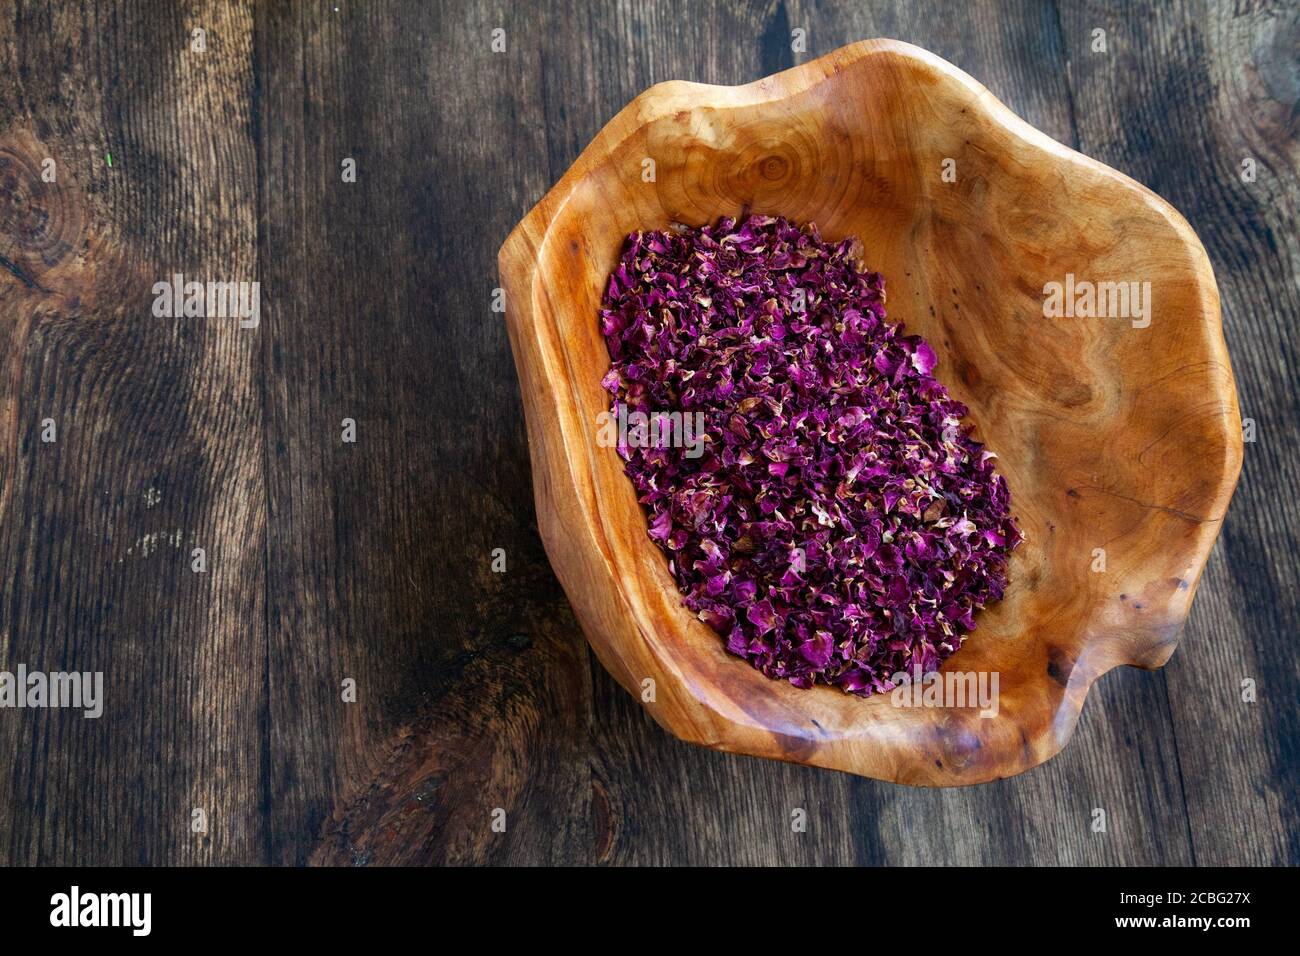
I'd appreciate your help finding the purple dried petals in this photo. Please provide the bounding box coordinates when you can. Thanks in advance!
[599,214,1022,698]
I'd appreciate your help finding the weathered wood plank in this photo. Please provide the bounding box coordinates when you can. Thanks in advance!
[252,0,592,865]
[0,0,264,864]
[1053,0,1300,866]
[567,0,1197,865]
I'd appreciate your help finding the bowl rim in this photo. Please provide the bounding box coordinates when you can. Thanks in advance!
[498,38,1244,785]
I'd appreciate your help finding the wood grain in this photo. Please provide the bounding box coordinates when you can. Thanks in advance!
[0,0,1294,864]
[0,0,265,864]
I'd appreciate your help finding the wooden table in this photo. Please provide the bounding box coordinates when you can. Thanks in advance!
[0,0,1294,866]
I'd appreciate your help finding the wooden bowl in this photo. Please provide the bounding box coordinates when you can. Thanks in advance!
[498,39,1242,785]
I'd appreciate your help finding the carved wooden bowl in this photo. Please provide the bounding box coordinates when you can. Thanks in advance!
[499,39,1241,785]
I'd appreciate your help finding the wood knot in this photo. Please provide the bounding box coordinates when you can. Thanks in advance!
[1056,381,1093,407]
[758,154,789,182]
[1046,647,1073,687]
[0,130,85,286]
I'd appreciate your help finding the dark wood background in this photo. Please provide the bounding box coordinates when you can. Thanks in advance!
[0,0,1295,866]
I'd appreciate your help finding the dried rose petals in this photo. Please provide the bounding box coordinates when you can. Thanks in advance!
[599,214,1022,697]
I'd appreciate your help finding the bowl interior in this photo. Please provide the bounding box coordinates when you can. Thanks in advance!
[521,44,1238,781]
